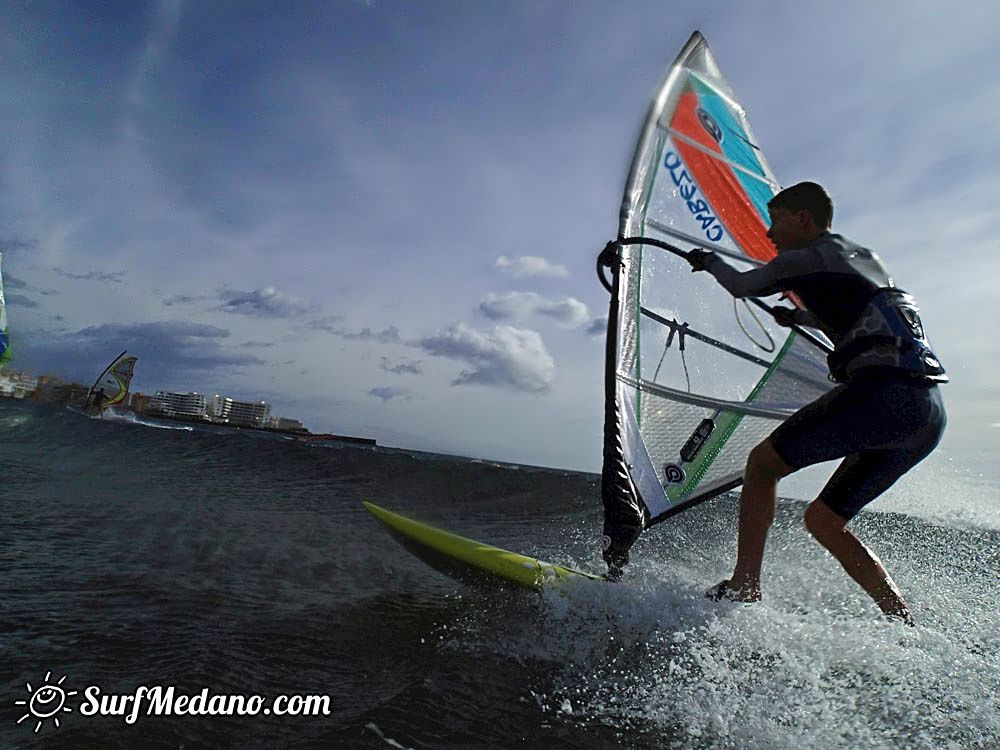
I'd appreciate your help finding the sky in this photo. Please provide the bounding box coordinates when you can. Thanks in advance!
[1,0,998,473]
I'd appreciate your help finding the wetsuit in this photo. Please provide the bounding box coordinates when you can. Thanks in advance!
[701,233,947,520]
[90,389,107,416]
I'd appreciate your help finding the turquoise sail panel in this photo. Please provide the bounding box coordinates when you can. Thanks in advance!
[690,77,773,222]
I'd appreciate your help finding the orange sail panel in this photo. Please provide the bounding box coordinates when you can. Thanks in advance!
[670,90,775,263]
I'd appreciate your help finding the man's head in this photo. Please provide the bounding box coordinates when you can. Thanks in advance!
[766,182,832,252]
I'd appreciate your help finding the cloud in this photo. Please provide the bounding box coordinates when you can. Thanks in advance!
[586,316,607,337]
[480,291,590,327]
[217,287,317,318]
[127,0,184,109]
[22,320,265,385]
[368,386,418,403]
[2,273,27,290]
[308,319,402,343]
[380,356,422,375]
[2,272,56,297]
[495,255,569,279]
[52,269,125,283]
[302,316,342,333]
[418,323,554,393]
[5,293,38,308]
[0,239,38,255]
[341,326,402,343]
[163,294,201,307]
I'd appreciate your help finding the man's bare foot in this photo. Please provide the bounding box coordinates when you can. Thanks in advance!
[874,580,915,625]
[705,579,761,602]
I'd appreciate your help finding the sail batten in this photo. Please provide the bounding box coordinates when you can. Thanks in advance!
[617,374,804,420]
[663,127,779,190]
[599,32,834,569]
[644,220,765,265]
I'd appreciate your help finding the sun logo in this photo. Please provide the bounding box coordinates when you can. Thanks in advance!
[15,672,77,733]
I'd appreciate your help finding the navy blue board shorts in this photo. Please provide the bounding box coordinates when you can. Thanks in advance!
[770,374,947,520]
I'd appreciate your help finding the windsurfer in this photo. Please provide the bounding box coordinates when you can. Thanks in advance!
[689,182,947,623]
[88,387,108,418]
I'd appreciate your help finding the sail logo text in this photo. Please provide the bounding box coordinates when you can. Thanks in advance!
[663,151,724,242]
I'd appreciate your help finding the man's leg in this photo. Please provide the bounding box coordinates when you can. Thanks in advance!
[803,499,913,623]
[710,438,794,601]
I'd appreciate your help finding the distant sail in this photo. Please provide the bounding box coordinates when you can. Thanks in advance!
[0,252,10,364]
[87,350,139,409]
[598,32,833,564]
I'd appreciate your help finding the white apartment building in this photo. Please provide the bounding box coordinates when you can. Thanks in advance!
[0,370,38,399]
[151,391,208,418]
[211,395,270,427]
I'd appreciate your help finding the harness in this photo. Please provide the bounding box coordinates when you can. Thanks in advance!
[827,287,948,383]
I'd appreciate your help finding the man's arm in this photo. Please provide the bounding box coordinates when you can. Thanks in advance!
[698,249,817,299]
[701,254,779,298]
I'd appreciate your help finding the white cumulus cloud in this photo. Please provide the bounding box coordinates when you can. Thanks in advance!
[480,291,590,328]
[217,287,317,318]
[418,323,555,393]
[495,255,569,279]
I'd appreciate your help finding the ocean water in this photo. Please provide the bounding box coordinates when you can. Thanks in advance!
[1,400,997,749]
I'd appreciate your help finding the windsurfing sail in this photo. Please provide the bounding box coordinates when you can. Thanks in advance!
[87,350,138,410]
[598,31,834,571]
[0,253,11,364]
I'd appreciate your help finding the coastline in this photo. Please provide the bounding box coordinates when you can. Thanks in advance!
[137,410,378,446]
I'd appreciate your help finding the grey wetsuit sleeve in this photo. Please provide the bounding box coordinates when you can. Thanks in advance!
[702,249,819,298]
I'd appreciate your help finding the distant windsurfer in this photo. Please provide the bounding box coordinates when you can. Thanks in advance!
[87,387,108,418]
[688,182,947,623]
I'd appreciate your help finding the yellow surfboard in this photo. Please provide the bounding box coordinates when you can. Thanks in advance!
[363,501,602,590]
